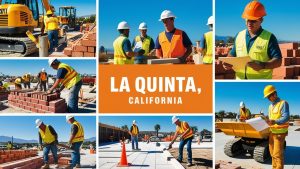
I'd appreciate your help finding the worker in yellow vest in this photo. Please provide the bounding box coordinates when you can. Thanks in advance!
[225,1,282,79]
[264,85,289,169]
[45,10,59,53]
[113,21,141,64]
[35,119,59,169]
[22,73,31,89]
[7,141,12,150]
[66,116,84,168]
[238,101,251,122]
[129,120,139,150]
[14,77,22,90]
[48,58,82,113]
[169,116,193,167]
[198,16,213,64]
[155,10,192,63]
[36,68,49,91]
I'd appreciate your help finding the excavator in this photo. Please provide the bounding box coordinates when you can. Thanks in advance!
[0,0,56,56]
[58,6,77,31]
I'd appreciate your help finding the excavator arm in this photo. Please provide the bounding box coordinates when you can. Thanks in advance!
[41,0,52,13]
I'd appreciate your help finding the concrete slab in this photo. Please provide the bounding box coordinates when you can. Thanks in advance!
[216,126,300,169]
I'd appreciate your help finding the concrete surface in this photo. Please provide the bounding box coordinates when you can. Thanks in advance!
[216,126,300,169]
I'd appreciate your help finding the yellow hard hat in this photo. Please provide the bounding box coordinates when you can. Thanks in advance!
[15,78,21,85]
[263,85,276,98]
[46,10,53,15]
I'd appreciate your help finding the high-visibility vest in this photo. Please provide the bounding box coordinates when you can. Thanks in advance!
[203,31,213,64]
[39,125,56,144]
[7,143,12,149]
[58,63,81,89]
[113,35,134,64]
[268,100,289,134]
[23,74,30,82]
[72,121,84,143]
[45,16,59,31]
[240,108,251,121]
[158,29,186,58]
[40,72,47,81]
[131,125,138,135]
[176,121,193,140]
[235,29,272,79]
[135,35,152,55]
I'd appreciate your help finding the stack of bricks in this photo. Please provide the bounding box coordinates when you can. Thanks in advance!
[0,150,37,164]
[0,92,9,101]
[215,47,232,59]
[215,60,236,79]
[215,160,242,169]
[273,42,300,79]
[63,24,97,57]
[8,90,67,113]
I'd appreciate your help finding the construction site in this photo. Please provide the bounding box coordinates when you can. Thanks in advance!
[99,116,213,169]
[0,0,96,57]
[0,60,96,113]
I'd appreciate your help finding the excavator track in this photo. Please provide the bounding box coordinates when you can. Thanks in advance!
[0,36,38,56]
[224,138,244,157]
[253,141,270,163]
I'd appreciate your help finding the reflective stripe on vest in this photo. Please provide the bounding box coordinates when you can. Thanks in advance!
[132,125,138,135]
[45,16,59,30]
[235,29,272,79]
[268,100,289,134]
[240,108,250,120]
[177,121,193,140]
[40,72,47,81]
[58,63,81,89]
[158,29,186,58]
[113,36,134,64]
[72,121,84,143]
[203,31,213,64]
[39,125,55,144]
[135,36,151,55]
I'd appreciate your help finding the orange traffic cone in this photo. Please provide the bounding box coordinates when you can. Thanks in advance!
[117,142,131,167]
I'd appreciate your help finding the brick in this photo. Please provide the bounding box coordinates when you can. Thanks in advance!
[280,49,293,57]
[294,65,300,76]
[37,109,45,113]
[31,98,39,104]
[49,102,67,113]
[215,60,226,74]
[63,47,72,56]
[84,52,95,57]
[81,39,96,47]
[295,58,300,65]
[49,99,65,107]
[87,47,95,53]
[30,107,38,113]
[87,33,96,40]
[72,51,83,57]
[273,66,294,77]
[39,100,49,106]
[73,45,87,52]
[279,43,298,50]
[293,49,300,57]
[35,104,42,110]
[41,105,49,111]
[282,57,291,66]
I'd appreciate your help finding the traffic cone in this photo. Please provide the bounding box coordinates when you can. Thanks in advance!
[117,142,131,167]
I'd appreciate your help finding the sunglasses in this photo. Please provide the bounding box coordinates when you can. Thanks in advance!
[247,19,259,23]
[162,18,174,23]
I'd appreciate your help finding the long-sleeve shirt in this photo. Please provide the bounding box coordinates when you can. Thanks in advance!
[271,97,290,125]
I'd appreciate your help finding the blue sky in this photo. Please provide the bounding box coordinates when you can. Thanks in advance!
[0,59,95,76]
[100,116,212,132]
[99,0,212,48]
[216,0,300,41]
[0,116,96,141]
[216,82,300,116]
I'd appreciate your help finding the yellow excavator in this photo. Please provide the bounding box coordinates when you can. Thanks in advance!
[0,0,54,56]
[58,6,77,31]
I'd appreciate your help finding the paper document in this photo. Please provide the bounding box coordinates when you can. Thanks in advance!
[246,117,269,131]
[219,56,251,71]
[133,41,142,52]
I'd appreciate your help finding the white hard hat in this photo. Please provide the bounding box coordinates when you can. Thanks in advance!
[42,68,45,72]
[48,58,58,66]
[240,101,245,108]
[207,16,214,25]
[66,115,74,122]
[35,119,43,128]
[117,21,130,30]
[159,10,176,21]
[172,116,179,124]
[139,22,147,30]
[133,120,136,124]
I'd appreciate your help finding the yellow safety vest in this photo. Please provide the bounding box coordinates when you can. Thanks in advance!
[113,35,134,64]
[58,63,81,89]
[135,36,151,55]
[176,121,193,140]
[268,100,289,134]
[131,125,138,135]
[240,108,251,121]
[39,125,56,144]
[7,143,12,149]
[23,74,30,82]
[235,29,272,79]
[45,16,59,31]
[72,121,84,143]
[203,31,213,64]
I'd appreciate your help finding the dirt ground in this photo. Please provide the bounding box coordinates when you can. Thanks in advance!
[169,148,212,169]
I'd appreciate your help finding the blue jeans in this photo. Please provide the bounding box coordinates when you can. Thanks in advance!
[131,136,138,149]
[178,137,192,163]
[71,141,83,168]
[48,30,58,52]
[43,144,58,164]
[68,80,82,113]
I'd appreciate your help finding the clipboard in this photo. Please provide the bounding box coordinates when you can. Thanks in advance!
[218,56,251,71]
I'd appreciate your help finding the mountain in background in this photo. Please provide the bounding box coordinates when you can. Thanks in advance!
[0,136,37,143]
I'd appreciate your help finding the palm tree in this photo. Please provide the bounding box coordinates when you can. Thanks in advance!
[154,124,161,137]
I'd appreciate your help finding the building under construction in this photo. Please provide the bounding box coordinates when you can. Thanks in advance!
[99,123,130,143]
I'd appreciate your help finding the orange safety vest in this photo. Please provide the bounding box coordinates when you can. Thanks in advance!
[268,100,289,134]
[176,121,193,140]
[40,72,47,81]
[158,29,186,58]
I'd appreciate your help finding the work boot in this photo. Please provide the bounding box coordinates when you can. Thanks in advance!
[41,164,50,169]
[53,164,59,168]
[187,162,192,167]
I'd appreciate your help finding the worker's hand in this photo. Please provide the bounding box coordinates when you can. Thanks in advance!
[178,56,187,64]
[47,89,53,94]
[223,62,233,70]
[247,61,265,71]
[267,119,276,125]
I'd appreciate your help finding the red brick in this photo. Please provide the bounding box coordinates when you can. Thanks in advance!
[39,100,49,106]
[280,49,293,57]
[84,52,95,57]
[72,51,83,57]
[49,99,65,107]
[295,58,300,65]
[35,104,42,110]
[293,49,300,57]
[73,45,87,52]
[41,105,49,111]
[279,43,298,50]
[31,98,39,104]
[30,107,38,113]
[81,39,96,47]
[87,33,96,40]
[87,47,95,53]
[24,106,31,111]
[282,57,291,66]
[63,47,72,56]
[273,66,294,77]
[294,65,300,76]
[49,102,67,113]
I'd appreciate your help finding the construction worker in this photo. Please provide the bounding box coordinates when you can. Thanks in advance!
[7,141,12,150]
[14,77,22,90]
[66,115,84,168]
[169,116,193,167]
[198,16,213,64]
[238,101,251,122]
[22,73,31,89]
[132,22,155,57]
[129,120,139,150]
[47,58,82,113]
[155,10,192,63]
[264,85,289,169]
[45,10,59,53]
[35,119,59,169]
[225,1,282,79]
[113,21,141,64]
[36,68,48,91]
